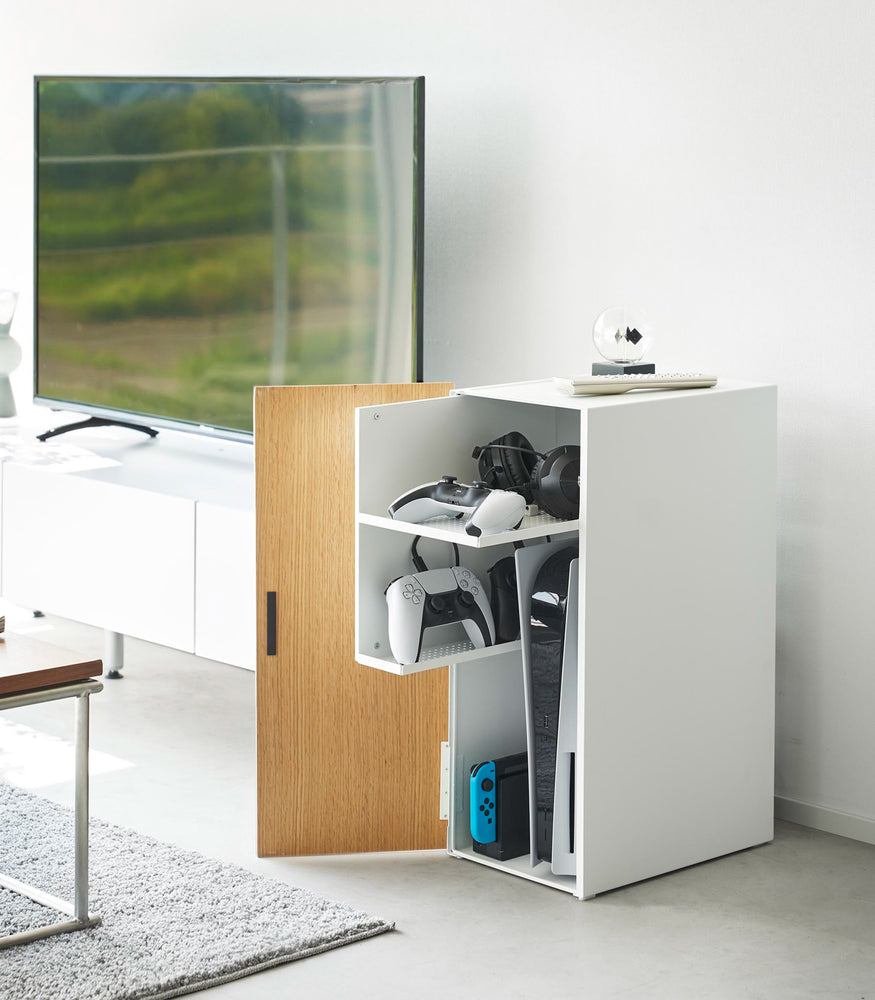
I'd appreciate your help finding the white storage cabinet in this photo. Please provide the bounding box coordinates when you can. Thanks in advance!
[355,378,777,899]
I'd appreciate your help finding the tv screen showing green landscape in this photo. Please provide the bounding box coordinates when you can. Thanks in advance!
[34,76,424,437]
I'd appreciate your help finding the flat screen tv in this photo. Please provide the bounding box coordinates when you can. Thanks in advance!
[34,76,424,440]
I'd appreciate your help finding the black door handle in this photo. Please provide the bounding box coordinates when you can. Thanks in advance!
[266,591,277,656]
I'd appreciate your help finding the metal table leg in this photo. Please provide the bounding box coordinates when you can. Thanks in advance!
[74,691,90,920]
[0,683,102,949]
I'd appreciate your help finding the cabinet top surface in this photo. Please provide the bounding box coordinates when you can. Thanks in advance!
[451,378,774,410]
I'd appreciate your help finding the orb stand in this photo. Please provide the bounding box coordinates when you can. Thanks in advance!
[592,361,656,375]
[592,306,655,375]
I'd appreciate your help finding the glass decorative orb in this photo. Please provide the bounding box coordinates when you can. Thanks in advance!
[592,306,654,364]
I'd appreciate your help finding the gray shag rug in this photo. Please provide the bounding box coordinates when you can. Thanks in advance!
[0,783,393,999]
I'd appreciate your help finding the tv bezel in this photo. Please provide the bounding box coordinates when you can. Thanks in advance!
[33,74,425,442]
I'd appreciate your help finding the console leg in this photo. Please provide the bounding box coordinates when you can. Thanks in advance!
[104,631,124,679]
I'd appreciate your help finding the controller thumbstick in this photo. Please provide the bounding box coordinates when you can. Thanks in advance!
[481,777,494,792]
[459,591,476,607]
[428,596,446,613]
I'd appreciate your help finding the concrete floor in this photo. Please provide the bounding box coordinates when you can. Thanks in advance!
[4,612,875,1000]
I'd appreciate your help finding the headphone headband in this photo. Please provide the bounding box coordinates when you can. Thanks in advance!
[411,535,460,573]
[473,432,580,520]
[471,442,545,462]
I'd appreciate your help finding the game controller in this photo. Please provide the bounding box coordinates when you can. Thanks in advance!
[487,553,521,643]
[388,476,526,537]
[385,565,496,665]
[470,752,529,859]
[470,760,498,844]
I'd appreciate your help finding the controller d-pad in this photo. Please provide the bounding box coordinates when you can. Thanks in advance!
[401,582,424,605]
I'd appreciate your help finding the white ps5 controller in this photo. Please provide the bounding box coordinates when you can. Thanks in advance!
[388,476,526,537]
[386,565,496,665]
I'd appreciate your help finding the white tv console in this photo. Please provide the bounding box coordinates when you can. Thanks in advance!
[354,378,777,898]
[0,410,255,672]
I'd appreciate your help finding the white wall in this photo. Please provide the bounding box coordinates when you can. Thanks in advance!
[3,1,874,834]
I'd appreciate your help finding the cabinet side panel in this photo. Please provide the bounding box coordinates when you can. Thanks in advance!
[581,387,777,895]
[255,383,452,856]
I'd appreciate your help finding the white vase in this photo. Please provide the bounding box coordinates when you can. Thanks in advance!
[0,290,22,418]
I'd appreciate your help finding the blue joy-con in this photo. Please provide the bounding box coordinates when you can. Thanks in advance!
[470,761,498,844]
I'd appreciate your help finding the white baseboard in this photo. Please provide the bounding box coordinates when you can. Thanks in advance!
[775,795,875,846]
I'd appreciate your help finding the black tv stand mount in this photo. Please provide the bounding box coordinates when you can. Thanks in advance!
[36,416,159,442]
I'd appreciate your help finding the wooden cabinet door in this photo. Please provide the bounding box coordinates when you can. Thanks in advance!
[255,383,452,856]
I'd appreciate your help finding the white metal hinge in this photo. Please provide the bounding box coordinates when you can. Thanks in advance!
[439,741,450,820]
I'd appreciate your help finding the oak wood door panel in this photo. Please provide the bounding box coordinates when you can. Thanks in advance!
[255,383,452,856]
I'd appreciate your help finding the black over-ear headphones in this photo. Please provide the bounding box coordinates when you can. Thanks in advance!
[471,432,580,520]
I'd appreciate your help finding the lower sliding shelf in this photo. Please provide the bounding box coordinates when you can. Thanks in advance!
[355,639,522,676]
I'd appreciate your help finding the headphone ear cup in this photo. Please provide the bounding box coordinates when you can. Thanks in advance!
[497,431,538,490]
[531,445,580,519]
[477,431,538,497]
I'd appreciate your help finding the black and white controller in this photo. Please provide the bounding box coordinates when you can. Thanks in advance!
[388,476,526,537]
[385,566,496,665]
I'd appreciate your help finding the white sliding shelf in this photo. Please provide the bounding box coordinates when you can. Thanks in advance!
[355,638,523,676]
[357,510,578,548]
[356,507,576,674]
